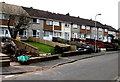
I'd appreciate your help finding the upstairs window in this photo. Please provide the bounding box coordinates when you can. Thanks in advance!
[108,31,112,34]
[0,14,9,20]
[46,20,53,25]
[86,26,90,30]
[65,23,71,27]
[32,18,37,23]
[93,27,97,31]
[73,24,78,28]
[105,29,108,32]
[53,21,60,26]
[81,25,86,29]
[37,19,40,23]
[4,14,9,20]
[99,28,103,31]
[113,32,115,35]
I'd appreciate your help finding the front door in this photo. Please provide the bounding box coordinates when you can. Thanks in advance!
[33,30,36,37]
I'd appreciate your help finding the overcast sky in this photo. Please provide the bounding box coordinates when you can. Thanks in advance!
[0,0,119,30]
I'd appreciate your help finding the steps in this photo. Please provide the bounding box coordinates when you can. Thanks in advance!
[0,53,10,67]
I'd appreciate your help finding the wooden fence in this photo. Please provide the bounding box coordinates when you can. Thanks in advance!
[28,37,77,51]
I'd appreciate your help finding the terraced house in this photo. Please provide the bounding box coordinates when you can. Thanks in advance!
[0,2,119,42]
[0,2,29,37]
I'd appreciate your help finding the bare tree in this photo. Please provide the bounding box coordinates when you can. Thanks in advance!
[7,15,30,39]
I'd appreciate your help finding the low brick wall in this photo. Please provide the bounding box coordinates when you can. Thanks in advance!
[28,37,77,51]
[5,37,39,53]
[62,51,91,57]
[27,55,59,64]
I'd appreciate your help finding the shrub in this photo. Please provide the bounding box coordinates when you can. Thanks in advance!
[50,48,55,55]
[54,45,70,54]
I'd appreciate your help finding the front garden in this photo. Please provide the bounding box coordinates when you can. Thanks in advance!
[25,42,54,53]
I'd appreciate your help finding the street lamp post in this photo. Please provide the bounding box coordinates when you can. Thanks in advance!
[95,13,101,52]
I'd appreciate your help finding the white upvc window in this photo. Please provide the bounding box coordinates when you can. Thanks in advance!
[32,30,40,37]
[108,31,113,34]
[2,29,4,34]
[53,21,60,26]
[73,33,78,38]
[55,32,61,37]
[99,28,103,31]
[86,34,90,38]
[5,30,8,34]
[73,24,78,28]
[36,30,40,37]
[0,14,9,20]
[86,26,90,30]
[4,14,9,20]
[93,27,97,31]
[65,32,69,40]
[22,30,27,37]
[98,35,103,40]
[81,25,86,29]
[105,29,108,32]
[46,20,53,25]
[113,32,115,35]
[19,30,27,37]
[104,36,107,39]
[0,13,3,19]
[65,23,71,27]
[81,34,85,39]
[44,31,50,37]
[37,19,40,23]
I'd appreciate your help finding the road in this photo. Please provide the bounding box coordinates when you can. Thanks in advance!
[3,52,119,80]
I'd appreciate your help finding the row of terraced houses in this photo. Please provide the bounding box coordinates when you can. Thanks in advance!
[0,2,119,42]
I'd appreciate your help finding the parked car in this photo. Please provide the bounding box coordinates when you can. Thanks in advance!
[76,45,92,53]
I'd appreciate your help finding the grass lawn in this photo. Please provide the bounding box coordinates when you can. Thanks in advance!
[26,42,54,53]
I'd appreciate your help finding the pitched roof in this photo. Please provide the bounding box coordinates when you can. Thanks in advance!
[22,6,117,31]
[103,25,117,31]
[0,2,29,16]
[22,7,103,27]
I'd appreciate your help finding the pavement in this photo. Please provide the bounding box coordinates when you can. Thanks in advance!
[1,51,119,75]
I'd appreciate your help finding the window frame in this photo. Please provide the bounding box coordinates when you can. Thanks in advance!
[86,26,90,30]
[46,20,53,25]
[86,34,90,38]
[72,24,78,28]
[53,21,60,26]
[36,19,40,24]
[105,29,108,32]
[44,31,50,37]
[65,23,70,27]
[81,25,86,29]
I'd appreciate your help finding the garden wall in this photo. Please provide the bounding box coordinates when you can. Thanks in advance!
[28,37,77,51]
[5,37,39,53]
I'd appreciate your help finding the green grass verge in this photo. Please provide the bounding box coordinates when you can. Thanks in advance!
[25,42,54,53]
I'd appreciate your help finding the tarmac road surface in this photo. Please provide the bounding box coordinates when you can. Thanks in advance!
[2,51,119,80]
